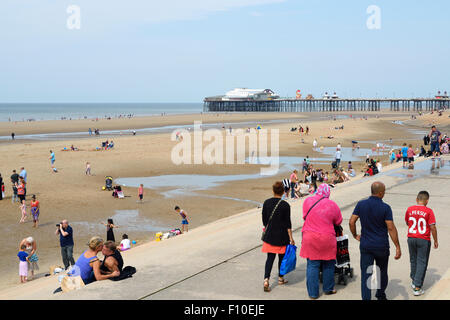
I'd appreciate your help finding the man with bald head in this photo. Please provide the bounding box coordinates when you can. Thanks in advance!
[349,181,401,300]
[55,219,75,270]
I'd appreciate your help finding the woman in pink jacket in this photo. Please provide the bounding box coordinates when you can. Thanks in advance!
[300,183,343,299]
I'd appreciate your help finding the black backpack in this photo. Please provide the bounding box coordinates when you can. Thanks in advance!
[110,266,136,281]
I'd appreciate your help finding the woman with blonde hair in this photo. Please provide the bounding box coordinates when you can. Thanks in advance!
[19,237,38,280]
[71,236,120,284]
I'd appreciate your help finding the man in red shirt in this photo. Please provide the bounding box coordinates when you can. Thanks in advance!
[405,191,438,296]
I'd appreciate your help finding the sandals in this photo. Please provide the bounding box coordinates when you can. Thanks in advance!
[278,277,288,285]
[263,279,271,292]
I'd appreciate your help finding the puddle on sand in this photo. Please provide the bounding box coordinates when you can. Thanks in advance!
[70,210,170,235]
[383,158,450,180]
[115,173,281,199]
[316,146,390,161]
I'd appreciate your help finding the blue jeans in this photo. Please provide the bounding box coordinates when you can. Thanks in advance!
[306,259,336,298]
[360,248,390,300]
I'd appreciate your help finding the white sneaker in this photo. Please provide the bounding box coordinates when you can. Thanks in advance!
[413,288,425,296]
[411,282,415,289]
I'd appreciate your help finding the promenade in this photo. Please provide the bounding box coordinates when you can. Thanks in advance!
[1,157,449,300]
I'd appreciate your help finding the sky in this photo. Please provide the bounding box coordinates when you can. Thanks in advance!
[0,0,449,102]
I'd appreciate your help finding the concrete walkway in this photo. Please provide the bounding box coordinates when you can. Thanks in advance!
[1,157,449,300]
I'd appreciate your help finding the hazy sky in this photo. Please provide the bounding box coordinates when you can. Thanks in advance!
[1,0,449,102]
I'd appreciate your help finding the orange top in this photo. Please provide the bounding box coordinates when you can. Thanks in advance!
[17,183,25,195]
[31,200,39,208]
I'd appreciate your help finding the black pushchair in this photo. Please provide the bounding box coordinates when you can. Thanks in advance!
[319,225,354,285]
[105,176,113,191]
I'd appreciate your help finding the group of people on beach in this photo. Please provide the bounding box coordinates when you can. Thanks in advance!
[0,168,41,228]
[261,180,438,299]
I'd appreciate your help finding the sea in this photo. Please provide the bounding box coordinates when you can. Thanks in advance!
[0,103,203,122]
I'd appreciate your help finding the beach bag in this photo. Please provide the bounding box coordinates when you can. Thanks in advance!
[261,199,282,242]
[280,244,297,276]
[61,275,85,293]
[110,266,136,281]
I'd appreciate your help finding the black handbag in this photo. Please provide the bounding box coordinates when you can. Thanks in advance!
[261,199,283,242]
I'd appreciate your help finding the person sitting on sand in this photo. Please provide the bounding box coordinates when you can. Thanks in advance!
[119,234,131,251]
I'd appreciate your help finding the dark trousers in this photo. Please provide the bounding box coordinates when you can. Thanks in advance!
[290,183,296,198]
[61,245,75,269]
[360,248,390,300]
[408,238,431,289]
[264,253,285,279]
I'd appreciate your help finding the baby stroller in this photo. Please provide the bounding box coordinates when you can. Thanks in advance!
[105,176,113,191]
[319,225,354,286]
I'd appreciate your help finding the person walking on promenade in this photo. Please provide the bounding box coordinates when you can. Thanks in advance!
[300,184,343,299]
[405,191,438,296]
[349,181,402,300]
[55,220,75,270]
[261,181,295,292]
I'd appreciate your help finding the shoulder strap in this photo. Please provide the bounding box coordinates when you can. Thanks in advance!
[265,198,283,232]
[304,197,325,221]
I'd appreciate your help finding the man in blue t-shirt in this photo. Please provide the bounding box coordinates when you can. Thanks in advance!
[55,220,75,269]
[401,143,409,168]
[349,182,402,300]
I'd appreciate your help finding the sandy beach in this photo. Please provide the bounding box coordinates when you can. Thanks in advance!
[0,110,448,292]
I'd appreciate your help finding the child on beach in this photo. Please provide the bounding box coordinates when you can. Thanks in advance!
[102,218,118,242]
[407,144,416,164]
[18,244,29,283]
[119,234,131,251]
[85,162,91,175]
[138,184,144,202]
[175,206,189,233]
[30,195,40,228]
[19,199,27,224]
[405,191,438,296]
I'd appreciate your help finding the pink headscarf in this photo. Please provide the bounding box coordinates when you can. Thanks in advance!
[316,183,331,198]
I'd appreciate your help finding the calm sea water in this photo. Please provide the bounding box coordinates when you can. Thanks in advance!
[0,103,203,122]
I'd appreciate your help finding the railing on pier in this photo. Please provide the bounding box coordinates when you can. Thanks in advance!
[203,98,450,113]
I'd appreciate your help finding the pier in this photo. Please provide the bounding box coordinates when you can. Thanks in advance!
[203,98,450,113]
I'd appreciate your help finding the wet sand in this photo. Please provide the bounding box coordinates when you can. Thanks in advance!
[0,110,447,291]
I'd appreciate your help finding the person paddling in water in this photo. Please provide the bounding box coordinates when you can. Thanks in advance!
[175,206,189,233]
